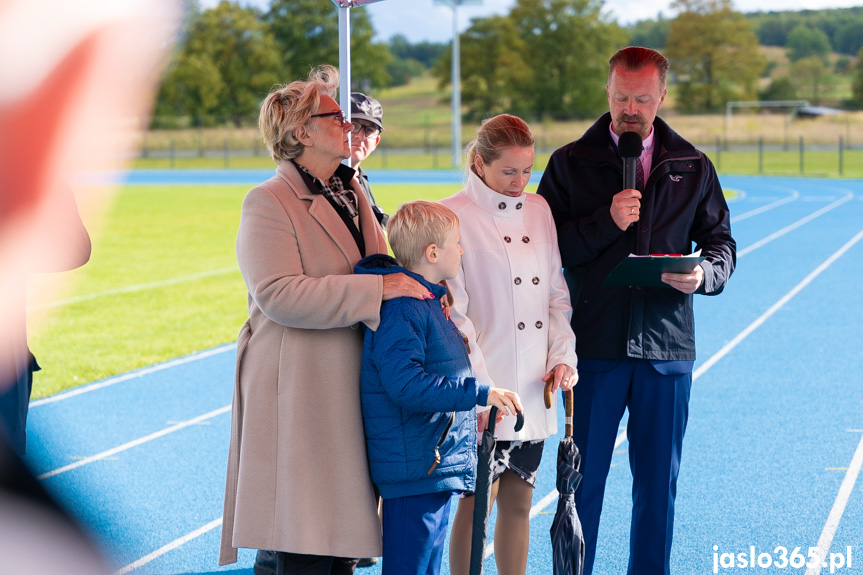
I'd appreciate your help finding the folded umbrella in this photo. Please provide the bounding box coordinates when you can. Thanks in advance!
[469,406,524,575]
[545,382,585,575]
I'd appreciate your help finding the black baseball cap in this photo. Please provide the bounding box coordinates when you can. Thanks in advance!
[350,92,383,131]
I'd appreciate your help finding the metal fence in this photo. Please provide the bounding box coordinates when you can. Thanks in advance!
[137,134,863,177]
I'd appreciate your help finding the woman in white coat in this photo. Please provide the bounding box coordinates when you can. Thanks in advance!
[440,114,578,575]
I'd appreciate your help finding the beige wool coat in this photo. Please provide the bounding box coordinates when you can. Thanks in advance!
[219,161,387,565]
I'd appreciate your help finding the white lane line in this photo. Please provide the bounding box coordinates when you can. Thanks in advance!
[731,190,798,223]
[30,343,236,408]
[28,266,238,311]
[805,432,863,575]
[612,427,629,457]
[114,518,222,575]
[737,191,853,258]
[694,226,863,381]
[37,405,231,480]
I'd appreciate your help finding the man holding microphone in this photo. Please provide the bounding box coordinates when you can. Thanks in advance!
[537,46,736,575]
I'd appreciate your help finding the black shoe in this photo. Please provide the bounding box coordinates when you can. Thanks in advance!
[254,549,277,575]
[357,557,378,568]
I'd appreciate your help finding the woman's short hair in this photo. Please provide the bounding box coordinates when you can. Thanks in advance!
[388,201,459,271]
[466,113,535,169]
[259,65,340,162]
[608,46,669,88]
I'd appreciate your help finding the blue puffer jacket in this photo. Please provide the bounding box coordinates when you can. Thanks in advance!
[355,254,491,499]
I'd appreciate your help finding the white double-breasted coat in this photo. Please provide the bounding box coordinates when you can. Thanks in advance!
[440,170,578,441]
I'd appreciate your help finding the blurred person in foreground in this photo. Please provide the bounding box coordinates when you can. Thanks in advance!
[218,64,430,575]
[441,114,578,575]
[0,185,90,456]
[0,0,178,572]
[350,92,388,230]
[537,46,736,575]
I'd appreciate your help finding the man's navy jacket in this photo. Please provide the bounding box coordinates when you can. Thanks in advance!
[537,113,736,361]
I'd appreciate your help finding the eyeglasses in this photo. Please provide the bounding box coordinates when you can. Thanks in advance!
[310,110,348,127]
[351,123,381,139]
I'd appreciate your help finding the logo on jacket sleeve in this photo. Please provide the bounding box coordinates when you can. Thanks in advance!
[669,175,683,182]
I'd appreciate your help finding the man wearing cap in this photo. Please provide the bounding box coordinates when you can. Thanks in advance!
[350,92,388,229]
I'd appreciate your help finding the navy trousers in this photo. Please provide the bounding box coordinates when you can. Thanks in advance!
[0,352,39,455]
[381,491,452,575]
[572,358,692,575]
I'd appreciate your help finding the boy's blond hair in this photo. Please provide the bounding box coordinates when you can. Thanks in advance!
[388,201,459,271]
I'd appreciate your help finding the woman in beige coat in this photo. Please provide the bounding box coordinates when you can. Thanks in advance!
[219,65,430,575]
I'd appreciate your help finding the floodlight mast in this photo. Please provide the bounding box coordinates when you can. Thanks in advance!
[331,0,386,167]
[435,0,481,168]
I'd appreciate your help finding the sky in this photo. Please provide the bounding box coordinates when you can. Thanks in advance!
[201,0,863,43]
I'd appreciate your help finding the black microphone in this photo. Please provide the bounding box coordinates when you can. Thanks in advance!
[618,131,643,191]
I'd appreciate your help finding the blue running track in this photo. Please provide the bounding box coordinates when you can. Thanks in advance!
[25,173,863,575]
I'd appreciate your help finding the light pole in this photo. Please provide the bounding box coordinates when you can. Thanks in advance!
[331,0,386,166]
[435,0,481,167]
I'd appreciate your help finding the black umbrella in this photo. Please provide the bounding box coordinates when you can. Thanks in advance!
[469,406,524,575]
[546,384,585,575]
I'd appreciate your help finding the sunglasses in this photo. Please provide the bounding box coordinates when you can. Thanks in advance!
[310,110,348,127]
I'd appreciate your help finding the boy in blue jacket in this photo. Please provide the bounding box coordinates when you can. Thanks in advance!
[355,201,522,575]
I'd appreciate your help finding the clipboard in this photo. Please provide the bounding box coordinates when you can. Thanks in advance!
[603,252,705,288]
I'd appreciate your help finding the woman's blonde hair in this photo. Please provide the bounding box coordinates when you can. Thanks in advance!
[259,65,340,162]
[466,113,535,168]
[388,201,459,271]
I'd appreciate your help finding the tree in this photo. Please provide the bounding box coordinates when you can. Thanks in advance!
[155,52,225,126]
[629,17,669,49]
[835,19,863,56]
[389,34,447,69]
[666,0,764,113]
[791,56,831,104]
[266,0,391,91]
[758,76,798,101]
[507,0,627,119]
[155,1,282,126]
[752,14,800,47]
[434,0,624,121]
[435,15,530,120]
[387,57,425,87]
[786,24,832,63]
[387,34,443,86]
[852,46,863,109]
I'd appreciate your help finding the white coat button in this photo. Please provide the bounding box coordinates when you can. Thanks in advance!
[522,236,530,243]
[535,321,543,329]
[504,236,511,243]
[498,202,506,210]
[532,277,540,285]
[514,277,522,285]
[517,322,525,330]
[516,202,523,210]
